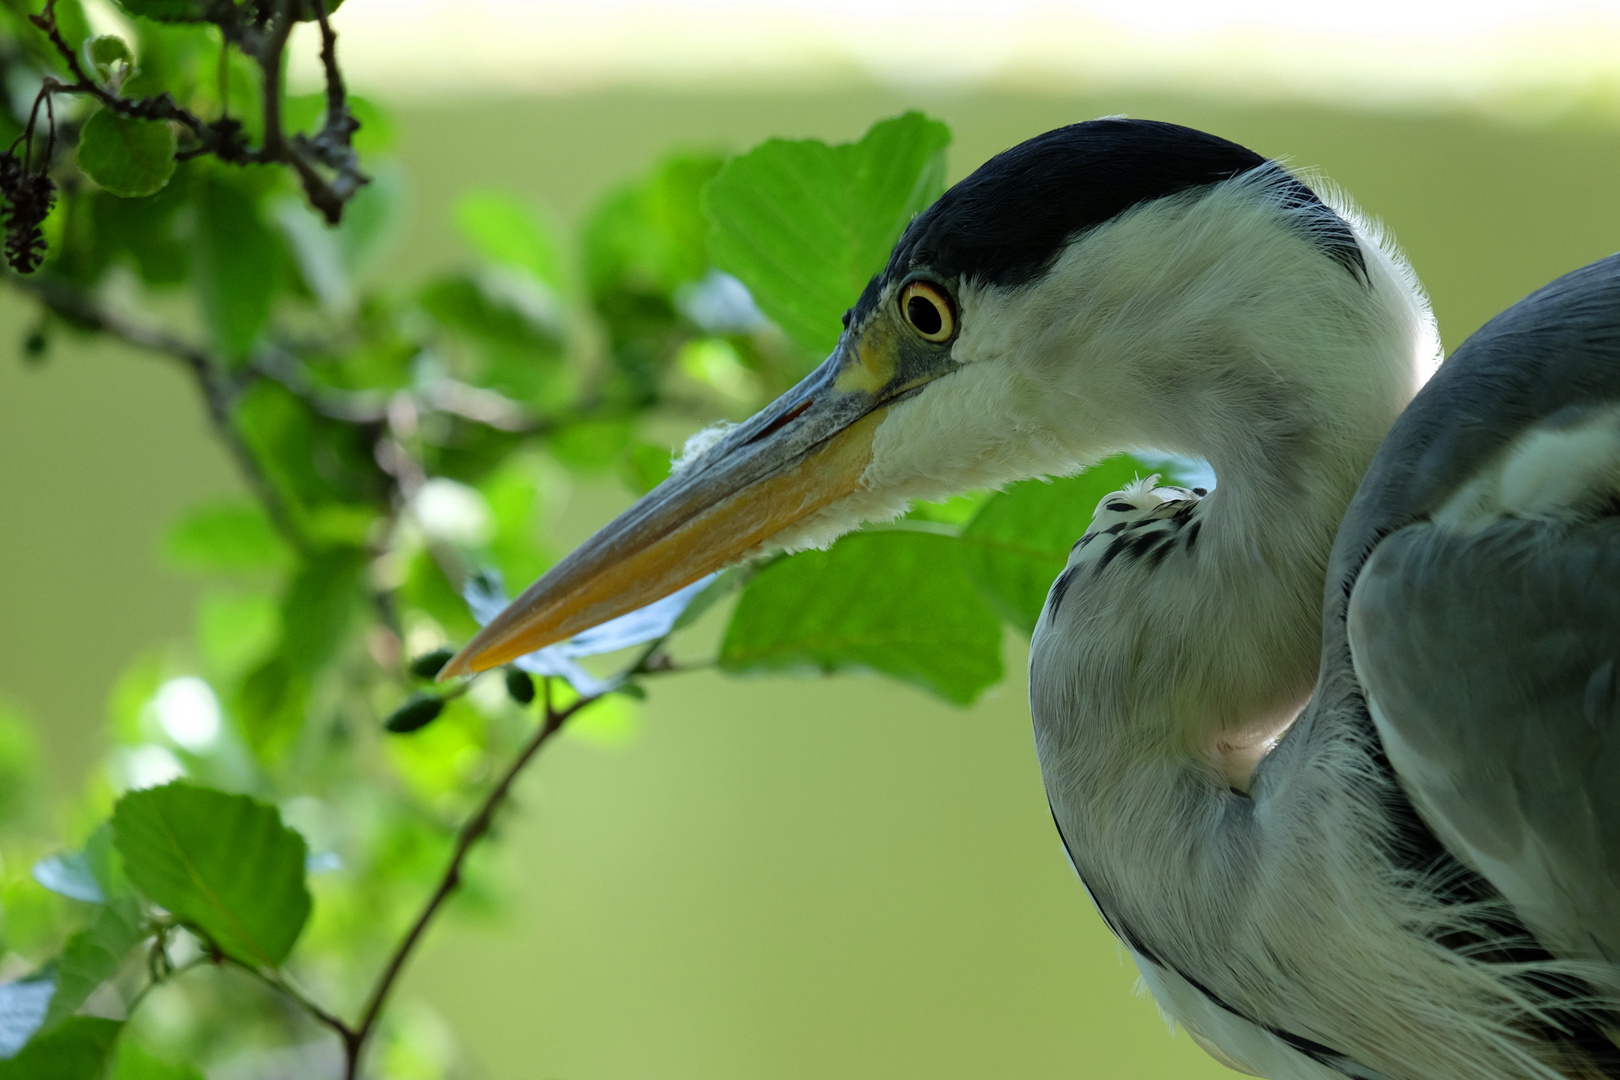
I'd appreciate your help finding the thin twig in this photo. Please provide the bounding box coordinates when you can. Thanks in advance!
[25,0,365,222]
[344,690,599,1078]
[225,957,357,1042]
[124,954,209,1015]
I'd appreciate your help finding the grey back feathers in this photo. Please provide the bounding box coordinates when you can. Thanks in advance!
[1340,254,1620,971]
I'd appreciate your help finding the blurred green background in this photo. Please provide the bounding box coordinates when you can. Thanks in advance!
[4,85,1619,1078]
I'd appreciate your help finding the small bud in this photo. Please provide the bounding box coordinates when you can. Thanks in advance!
[385,693,444,734]
[408,648,455,680]
[22,328,47,361]
[504,669,535,705]
[613,682,647,701]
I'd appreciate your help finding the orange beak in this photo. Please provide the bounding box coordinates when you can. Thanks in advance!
[440,345,893,678]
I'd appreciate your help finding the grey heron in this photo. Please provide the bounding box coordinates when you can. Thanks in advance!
[444,118,1620,1079]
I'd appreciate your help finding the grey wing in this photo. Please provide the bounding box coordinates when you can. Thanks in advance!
[1319,253,1620,968]
[1347,514,1620,966]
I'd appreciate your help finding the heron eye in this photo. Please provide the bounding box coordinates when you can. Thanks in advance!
[900,282,955,342]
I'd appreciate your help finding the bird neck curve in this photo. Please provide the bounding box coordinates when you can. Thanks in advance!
[1026,181,1438,796]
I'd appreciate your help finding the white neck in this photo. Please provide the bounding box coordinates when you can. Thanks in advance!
[1012,174,1437,789]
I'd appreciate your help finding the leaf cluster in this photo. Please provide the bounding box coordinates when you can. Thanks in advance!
[0,0,365,276]
[0,22,1197,1072]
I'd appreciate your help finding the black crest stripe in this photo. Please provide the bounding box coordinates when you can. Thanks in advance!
[852,118,1363,323]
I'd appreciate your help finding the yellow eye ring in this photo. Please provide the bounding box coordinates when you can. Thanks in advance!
[899,282,955,343]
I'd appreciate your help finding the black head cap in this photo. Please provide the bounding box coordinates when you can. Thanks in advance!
[851,118,1362,323]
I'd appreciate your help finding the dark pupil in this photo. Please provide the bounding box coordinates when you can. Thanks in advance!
[907,294,943,335]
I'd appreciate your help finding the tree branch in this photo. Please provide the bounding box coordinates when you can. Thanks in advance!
[24,0,367,225]
[226,958,357,1043]
[344,685,599,1079]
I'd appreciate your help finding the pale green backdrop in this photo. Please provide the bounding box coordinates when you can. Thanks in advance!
[3,85,1618,1079]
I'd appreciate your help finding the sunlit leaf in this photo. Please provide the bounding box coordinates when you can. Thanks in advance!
[959,457,1149,632]
[454,191,564,289]
[0,977,54,1057]
[83,36,132,81]
[76,109,176,198]
[43,899,144,1030]
[584,154,722,298]
[720,531,1001,704]
[194,589,278,678]
[0,1017,120,1079]
[619,442,673,495]
[111,782,310,967]
[904,491,991,526]
[81,824,132,902]
[30,854,102,904]
[704,112,950,355]
[547,418,632,471]
[110,1042,204,1080]
[163,500,291,574]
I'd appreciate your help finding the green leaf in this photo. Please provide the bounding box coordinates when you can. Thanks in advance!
[720,531,1001,704]
[82,824,133,902]
[111,782,310,967]
[237,547,366,754]
[454,191,564,289]
[234,381,384,514]
[88,182,188,286]
[43,899,144,1030]
[619,442,673,495]
[49,0,92,50]
[670,565,747,634]
[76,109,176,198]
[704,112,950,356]
[83,36,132,82]
[0,1017,121,1080]
[111,1042,203,1080]
[958,456,1155,632]
[192,174,279,363]
[584,154,723,298]
[195,589,278,678]
[416,271,569,404]
[163,500,291,574]
[113,0,209,21]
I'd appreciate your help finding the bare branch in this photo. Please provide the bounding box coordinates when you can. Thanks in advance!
[22,0,367,226]
[345,685,599,1078]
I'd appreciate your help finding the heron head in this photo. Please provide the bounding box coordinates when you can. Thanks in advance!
[441,119,1371,676]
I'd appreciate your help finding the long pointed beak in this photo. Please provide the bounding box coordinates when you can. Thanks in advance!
[440,339,901,678]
